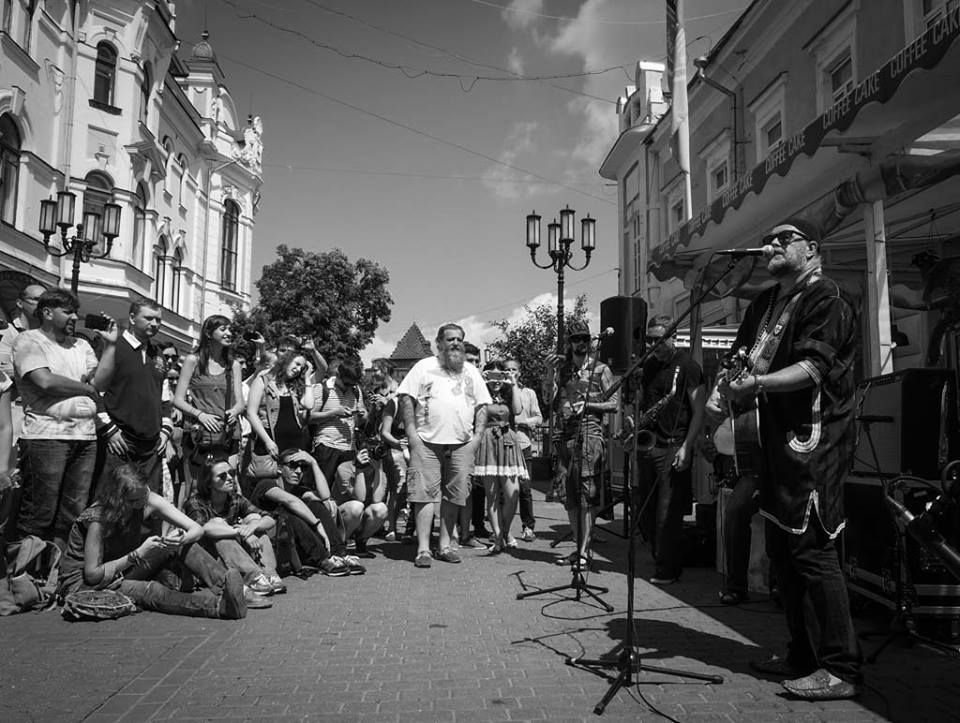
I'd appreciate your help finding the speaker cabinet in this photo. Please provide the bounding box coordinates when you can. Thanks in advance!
[850,368,957,480]
[599,296,646,374]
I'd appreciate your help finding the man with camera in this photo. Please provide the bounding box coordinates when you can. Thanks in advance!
[93,300,173,498]
[12,289,107,548]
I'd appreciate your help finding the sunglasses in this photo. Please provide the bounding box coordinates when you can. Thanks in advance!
[281,461,304,470]
[645,336,665,346]
[761,230,810,246]
[570,334,590,342]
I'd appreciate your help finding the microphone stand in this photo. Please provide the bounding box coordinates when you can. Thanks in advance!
[568,255,738,715]
[517,334,613,612]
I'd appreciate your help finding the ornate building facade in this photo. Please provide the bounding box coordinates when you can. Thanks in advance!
[0,1,262,346]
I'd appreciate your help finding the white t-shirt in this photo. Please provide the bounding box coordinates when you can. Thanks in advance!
[13,329,99,440]
[397,357,491,445]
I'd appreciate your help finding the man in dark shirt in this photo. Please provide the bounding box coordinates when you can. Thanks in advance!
[637,315,705,585]
[707,218,862,700]
[94,300,171,495]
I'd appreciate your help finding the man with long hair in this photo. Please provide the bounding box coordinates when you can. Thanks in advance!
[398,324,490,567]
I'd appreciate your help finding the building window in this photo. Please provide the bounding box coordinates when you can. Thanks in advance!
[828,51,854,103]
[139,63,152,126]
[132,183,148,267]
[807,4,857,113]
[162,137,173,195]
[712,162,729,194]
[93,42,118,106]
[83,171,113,252]
[699,133,731,202]
[176,154,188,207]
[153,236,168,305]
[748,73,787,163]
[220,200,239,292]
[171,248,183,313]
[0,113,21,226]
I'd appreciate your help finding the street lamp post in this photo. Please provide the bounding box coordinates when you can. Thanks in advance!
[39,190,121,296]
[526,205,596,353]
[525,205,596,464]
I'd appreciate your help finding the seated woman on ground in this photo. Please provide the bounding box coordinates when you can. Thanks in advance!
[248,448,363,576]
[57,464,251,619]
[186,457,285,596]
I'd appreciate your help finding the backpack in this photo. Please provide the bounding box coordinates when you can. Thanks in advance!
[318,377,362,413]
[0,535,61,615]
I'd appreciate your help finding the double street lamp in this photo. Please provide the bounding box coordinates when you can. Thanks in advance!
[525,205,596,353]
[39,190,121,295]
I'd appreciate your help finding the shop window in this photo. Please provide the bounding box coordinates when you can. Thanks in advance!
[220,200,239,292]
[0,113,21,226]
[93,42,118,107]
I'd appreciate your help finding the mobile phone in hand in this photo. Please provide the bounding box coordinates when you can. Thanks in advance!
[84,314,112,331]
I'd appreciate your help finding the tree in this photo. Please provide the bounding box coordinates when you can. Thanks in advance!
[249,246,392,359]
[486,295,591,403]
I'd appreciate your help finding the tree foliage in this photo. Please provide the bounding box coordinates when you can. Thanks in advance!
[242,246,392,359]
[486,295,590,402]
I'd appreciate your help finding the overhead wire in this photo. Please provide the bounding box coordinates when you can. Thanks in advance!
[462,0,746,26]
[218,0,633,88]
[216,52,616,205]
[262,163,603,186]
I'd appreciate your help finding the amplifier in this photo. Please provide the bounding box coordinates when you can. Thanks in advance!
[850,368,957,480]
[843,476,960,617]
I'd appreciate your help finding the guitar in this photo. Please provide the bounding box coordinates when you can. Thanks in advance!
[712,347,761,465]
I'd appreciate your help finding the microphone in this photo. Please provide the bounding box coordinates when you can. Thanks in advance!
[598,327,615,338]
[885,494,960,580]
[716,245,775,258]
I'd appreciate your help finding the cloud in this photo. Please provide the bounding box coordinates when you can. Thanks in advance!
[481,121,556,201]
[506,47,525,76]
[501,0,545,31]
[360,334,398,367]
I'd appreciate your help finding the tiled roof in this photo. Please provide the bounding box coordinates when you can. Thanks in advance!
[389,323,433,361]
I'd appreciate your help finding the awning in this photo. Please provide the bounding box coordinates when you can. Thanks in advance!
[649,8,960,281]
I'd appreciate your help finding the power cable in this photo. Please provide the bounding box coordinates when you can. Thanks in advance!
[462,0,747,26]
[217,52,616,205]
[219,0,633,89]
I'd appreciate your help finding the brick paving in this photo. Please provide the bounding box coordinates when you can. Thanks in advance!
[3,489,958,722]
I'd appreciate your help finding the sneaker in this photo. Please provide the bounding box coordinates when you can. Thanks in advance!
[267,574,287,595]
[341,554,367,575]
[246,573,275,596]
[650,575,679,585]
[218,569,247,619]
[354,538,376,559]
[460,536,487,550]
[414,551,433,568]
[504,536,519,549]
[719,590,748,605]
[521,527,536,542]
[319,557,351,577]
[782,669,861,700]
[385,531,397,542]
[436,547,462,564]
[243,586,273,609]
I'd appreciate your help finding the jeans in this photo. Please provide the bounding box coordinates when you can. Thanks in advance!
[208,538,263,579]
[518,447,535,529]
[17,438,98,543]
[99,433,165,496]
[63,542,233,618]
[723,471,761,595]
[637,444,691,579]
[284,512,332,565]
[766,514,863,683]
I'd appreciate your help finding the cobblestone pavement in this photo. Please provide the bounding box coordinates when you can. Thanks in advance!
[3,490,959,722]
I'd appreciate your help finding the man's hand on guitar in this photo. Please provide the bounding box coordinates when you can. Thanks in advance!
[722,373,759,406]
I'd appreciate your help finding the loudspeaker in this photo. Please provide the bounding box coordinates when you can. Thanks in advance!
[851,368,957,480]
[599,296,646,374]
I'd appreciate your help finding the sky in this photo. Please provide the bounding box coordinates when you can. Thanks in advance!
[174,0,746,362]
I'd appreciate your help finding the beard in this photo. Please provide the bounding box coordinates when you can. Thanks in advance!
[441,348,465,373]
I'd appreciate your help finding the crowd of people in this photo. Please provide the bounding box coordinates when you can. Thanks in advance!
[0,216,863,700]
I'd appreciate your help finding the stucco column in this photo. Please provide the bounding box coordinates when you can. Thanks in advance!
[863,200,894,375]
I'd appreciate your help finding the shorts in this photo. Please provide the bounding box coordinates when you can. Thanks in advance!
[312,444,355,486]
[406,440,475,506]
[555,435,605,510]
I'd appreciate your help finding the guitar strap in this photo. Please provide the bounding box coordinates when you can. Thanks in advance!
[748,287,806,375]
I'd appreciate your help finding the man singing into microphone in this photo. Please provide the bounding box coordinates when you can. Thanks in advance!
[706,218,862,700]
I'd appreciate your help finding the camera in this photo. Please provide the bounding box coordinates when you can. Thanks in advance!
[84,313,112,332]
